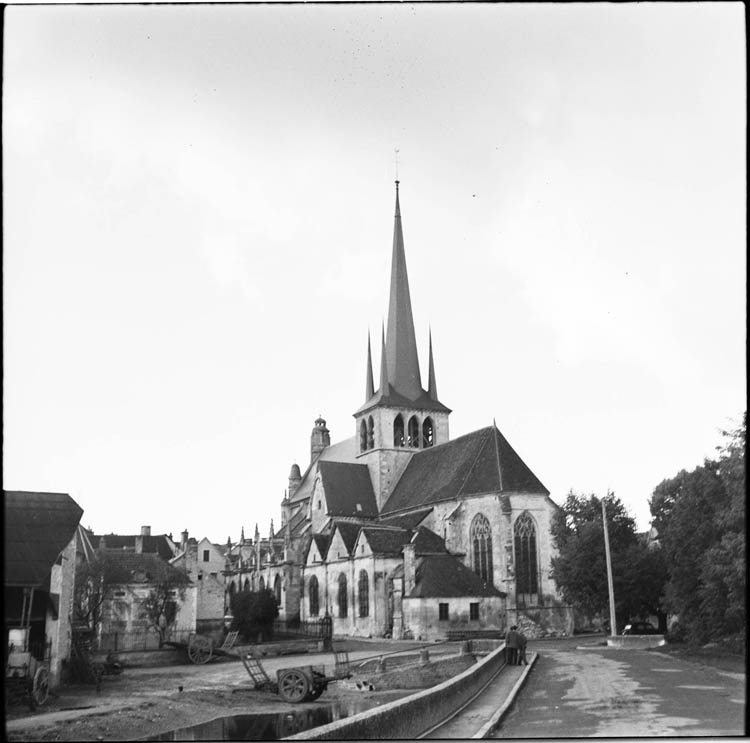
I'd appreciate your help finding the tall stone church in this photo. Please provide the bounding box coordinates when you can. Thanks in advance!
[237,182,572,640]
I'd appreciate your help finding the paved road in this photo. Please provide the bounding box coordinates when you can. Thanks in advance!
[492,638,746,737]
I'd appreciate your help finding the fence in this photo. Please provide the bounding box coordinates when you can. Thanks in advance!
[273,615,332,641]
[96,626,194,652]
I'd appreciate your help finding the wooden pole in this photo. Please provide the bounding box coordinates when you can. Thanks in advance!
[602,495,618,637]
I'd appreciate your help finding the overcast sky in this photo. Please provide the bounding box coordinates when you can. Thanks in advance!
[4,2,745,543]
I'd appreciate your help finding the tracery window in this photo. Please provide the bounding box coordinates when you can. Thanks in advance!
[259,576,265,593]
[514,512,539,604]
[360,420,368,452]
[393,414,405,447]
[422,417,434,448]
[338,573,348,618]
[367,416,375,449]
[358,570,369,617]
[243,578,250,592]
[470,513,493,585]
[407,416,420,447]
[274,574,282,605]
[309,576,319,616]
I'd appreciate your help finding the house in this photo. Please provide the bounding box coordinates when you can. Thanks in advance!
[4,490,84,687]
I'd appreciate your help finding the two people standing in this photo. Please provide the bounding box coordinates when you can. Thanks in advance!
[505,625,528,665]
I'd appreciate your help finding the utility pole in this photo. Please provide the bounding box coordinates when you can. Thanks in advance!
[602,493,618,637]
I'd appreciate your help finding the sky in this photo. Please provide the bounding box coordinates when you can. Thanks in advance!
[3,2,745,543]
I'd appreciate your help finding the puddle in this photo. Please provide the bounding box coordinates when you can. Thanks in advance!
[143,698,385,740]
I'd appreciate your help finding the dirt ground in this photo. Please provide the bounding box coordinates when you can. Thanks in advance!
[4,641,450,742]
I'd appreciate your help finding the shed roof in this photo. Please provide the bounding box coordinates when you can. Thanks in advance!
[361,527,410,556]
[382,425,548,515]
[4,491,84,588]
[409,554,505,599]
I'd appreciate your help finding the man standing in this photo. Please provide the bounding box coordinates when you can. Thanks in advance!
[505,625,519,665]
[518,630,528,665]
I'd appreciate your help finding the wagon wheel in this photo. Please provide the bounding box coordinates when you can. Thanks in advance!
[307,684,325,701]
[278,669,310,703]
[32,667,50,707]
[188,635,213,665]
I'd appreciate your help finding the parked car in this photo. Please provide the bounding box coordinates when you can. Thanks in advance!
[622,621,660,635]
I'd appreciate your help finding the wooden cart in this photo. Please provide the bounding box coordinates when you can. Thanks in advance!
[164,630,239,665]
[241,645,351,703]
[6,626,51,709]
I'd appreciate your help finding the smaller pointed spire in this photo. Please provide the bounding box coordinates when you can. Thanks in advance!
[269,520,274,540]
[254,523,260,541]
[379,322,388,394]
[427,328,438,401]
[240,526,245,545]
[365,331,375,401]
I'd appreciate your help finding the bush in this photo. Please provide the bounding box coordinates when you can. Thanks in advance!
[230,589,279,643]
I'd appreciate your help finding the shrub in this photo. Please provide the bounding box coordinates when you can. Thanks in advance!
[230,589,279,643]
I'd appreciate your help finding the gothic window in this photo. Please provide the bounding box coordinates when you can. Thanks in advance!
[259,576,265,592]
[407,415,420,447]
[274,574,282,605]
[243,578,250,592]
[338,573,348,618]
[393,414,405,447]
[309,576,319,616]
[228,581,236,596]
[358,570,369,617]
[422,417,434,448]
[470,513,494,585]
[367,416,375,449]
[360,420,368,452]
[514,512,539,604]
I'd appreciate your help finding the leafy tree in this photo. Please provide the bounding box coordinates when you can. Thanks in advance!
[141,568,190,646]
[74,551,117,632]
[551,492,666,629]
[230,589,279,642]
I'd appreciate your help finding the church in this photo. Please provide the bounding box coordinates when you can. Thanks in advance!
[233,182,572,640]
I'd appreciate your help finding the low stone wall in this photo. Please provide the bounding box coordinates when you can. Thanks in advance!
[607,635,666,649]
[286,642,507,740]
[353,654,476,691]
[96,648,185,668]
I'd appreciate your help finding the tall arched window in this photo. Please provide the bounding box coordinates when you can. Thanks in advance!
[309,576,319,616]
[407,416,420,447]
[358,570,369,617]
[228,581,236,597]
[470,513,493,584]
[338,573,348,618]
[259,576,265,592]
[422,417,434,448]
[367,416,375,449]
[393,414,405,447]
[274,574,282,605]
[514,512,539,605]
[359,420,368,452]
[243,578,250,592]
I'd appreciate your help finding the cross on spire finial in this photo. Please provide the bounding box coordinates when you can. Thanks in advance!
[394,148,400,184]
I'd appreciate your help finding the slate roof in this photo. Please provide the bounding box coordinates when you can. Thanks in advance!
[310,534,331,562]
[289,436,359,506]
[361,527,410,556]
[92,532,176,560]
[4,491,84,588]
[103,550,189,584]
[332,521,362,555]
[410,554,505,599]
[379,508,433,530]
[355,385,451,416]
[381,425,548,515]
[411,526,448,555]
[318,461,378,518]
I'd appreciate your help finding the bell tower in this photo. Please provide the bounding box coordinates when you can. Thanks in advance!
[354,181,451,510]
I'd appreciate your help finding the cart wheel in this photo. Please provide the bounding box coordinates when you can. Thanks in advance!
[32,667,50,707]
[278,669,310,703]
[307,684,325,701]
[188,636,213,665]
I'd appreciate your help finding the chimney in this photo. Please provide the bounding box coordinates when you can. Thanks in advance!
[181,529,189,552]
[403,543,416,596]
[141,525,151,537]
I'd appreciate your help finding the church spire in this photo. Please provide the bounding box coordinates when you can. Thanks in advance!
[427,328,439,401]
[385,181,422,400]
[365,331,375,401]
[379,322,388,393]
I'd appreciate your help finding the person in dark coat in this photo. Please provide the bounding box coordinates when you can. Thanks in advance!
[505,625,519,665]
[517,631,528,665]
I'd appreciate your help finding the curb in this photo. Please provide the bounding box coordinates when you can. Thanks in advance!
[472,652,538,739]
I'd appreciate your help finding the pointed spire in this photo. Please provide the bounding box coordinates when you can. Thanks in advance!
[385,181,422,400]
[427,328,438,401]
[365,331,375,401]
[240,526,245,545]
[379,322,388,394]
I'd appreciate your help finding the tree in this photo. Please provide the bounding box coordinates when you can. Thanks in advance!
[141,568,190,646]
[74,552,117,633]
[230,589,279,642]
[551,492,666,629]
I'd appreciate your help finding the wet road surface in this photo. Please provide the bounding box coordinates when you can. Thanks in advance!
[492,639,746,737]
